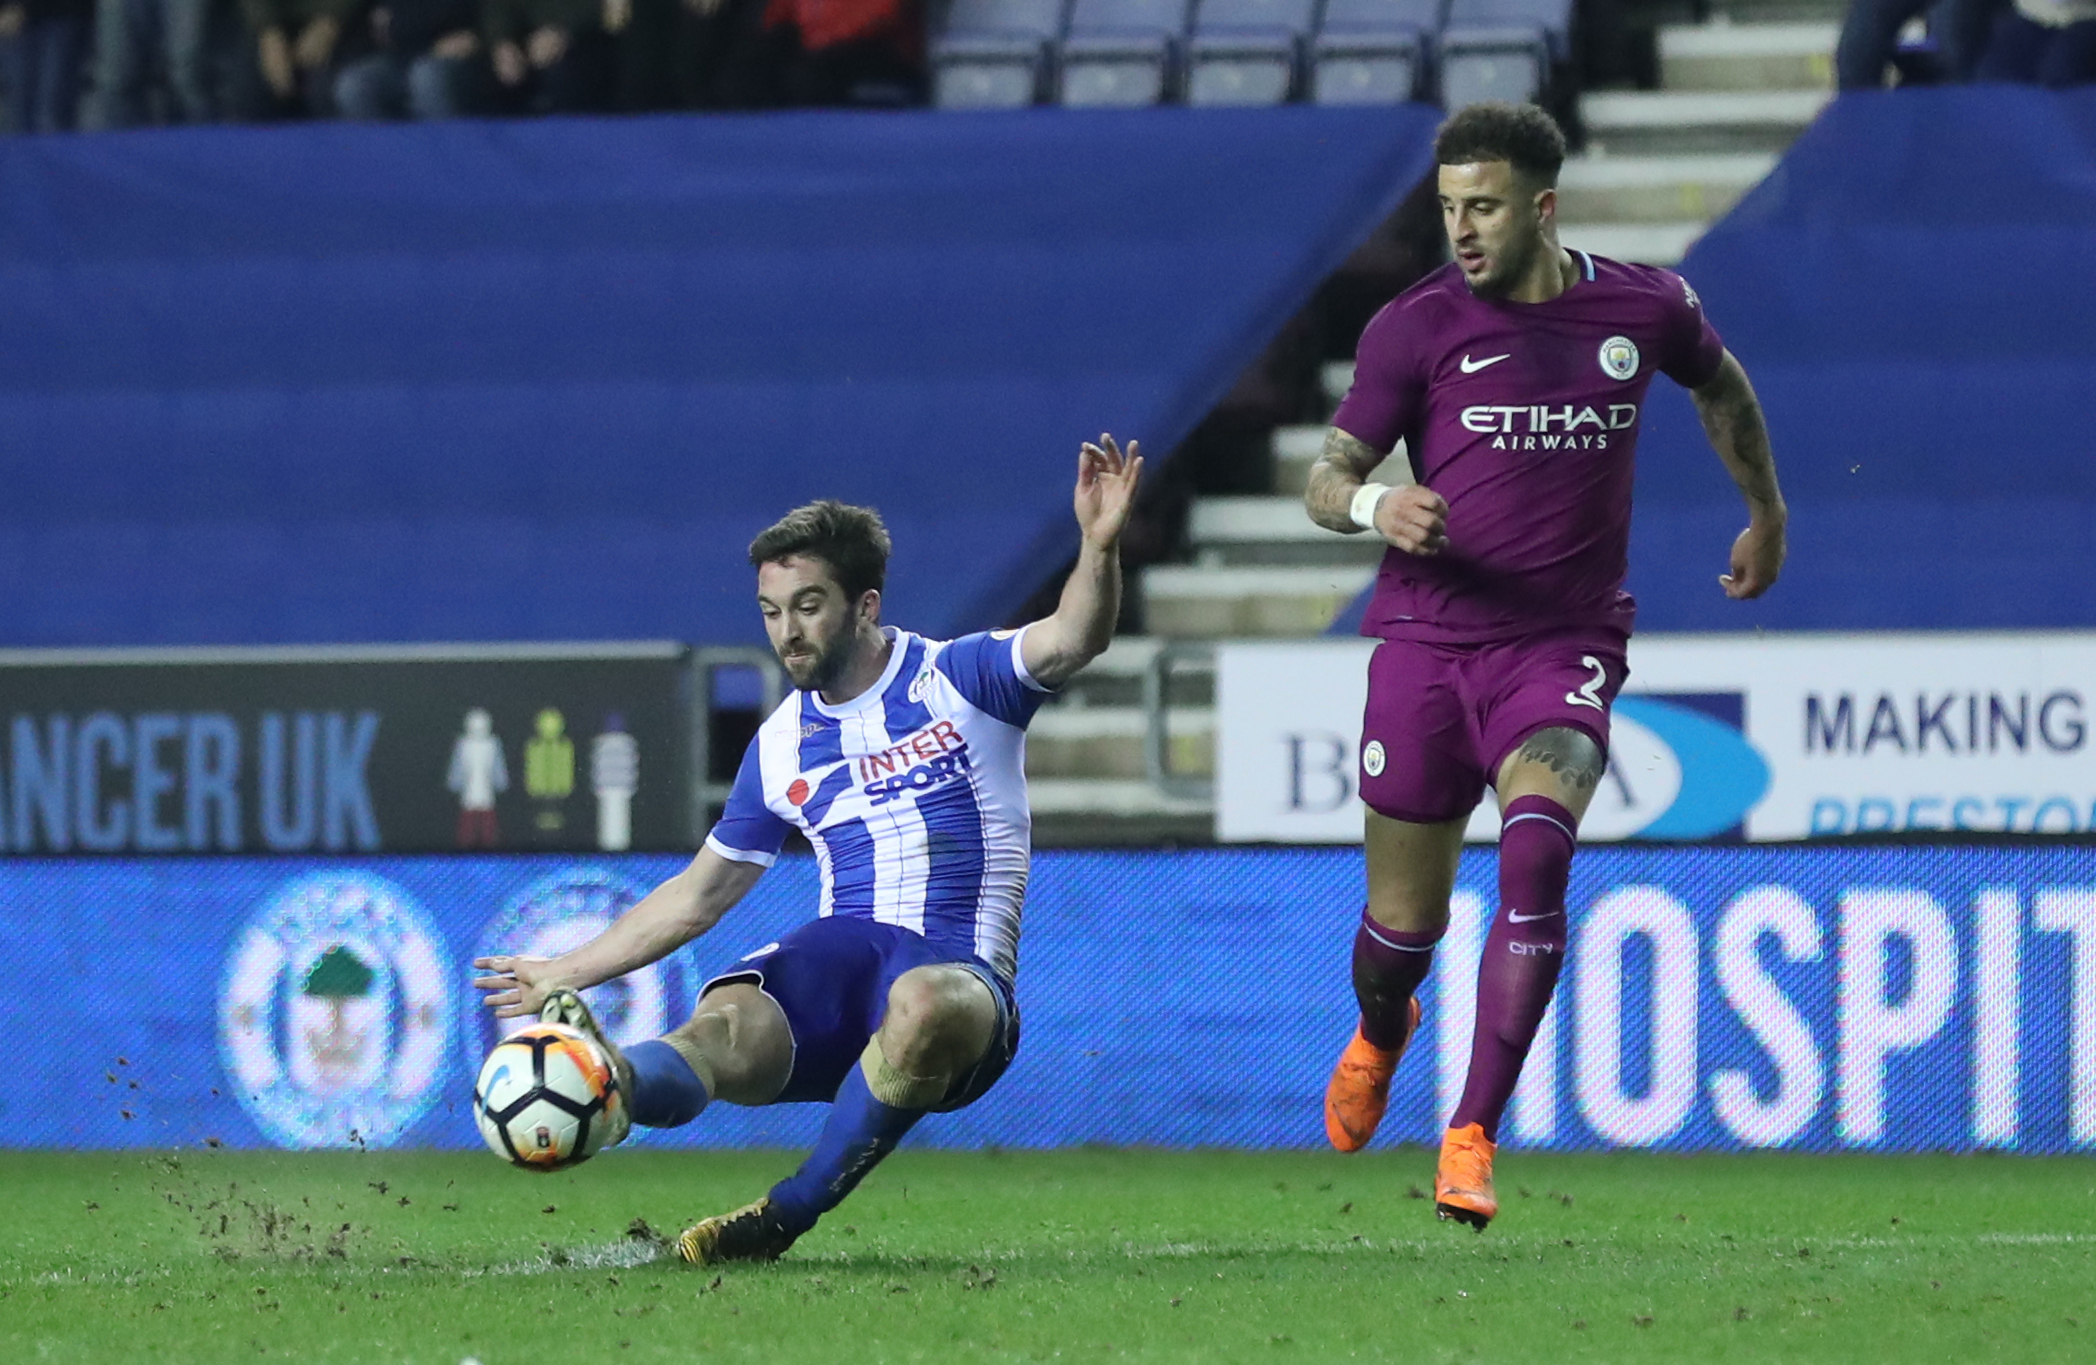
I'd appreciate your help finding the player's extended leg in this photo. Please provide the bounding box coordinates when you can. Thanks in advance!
[1324,809,1466,1151]
[539,982,795,1148]
[678,964,1003,1265]
[1437,725,1604,1229]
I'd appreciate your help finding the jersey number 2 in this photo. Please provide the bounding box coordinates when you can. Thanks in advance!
[1565,656,1608,713]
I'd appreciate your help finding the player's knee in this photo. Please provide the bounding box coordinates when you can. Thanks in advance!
[879,967,997,1074]
[673,985,791,1104]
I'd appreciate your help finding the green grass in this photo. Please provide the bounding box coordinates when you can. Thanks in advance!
[1,1147,2090,1363]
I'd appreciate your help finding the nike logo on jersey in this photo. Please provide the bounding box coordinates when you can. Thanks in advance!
[1507,908,1562,923]
[1459,353,1510,374]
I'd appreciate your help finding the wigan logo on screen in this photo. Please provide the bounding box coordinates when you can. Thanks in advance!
[218,872,452,1149]
[467,867,688,1073]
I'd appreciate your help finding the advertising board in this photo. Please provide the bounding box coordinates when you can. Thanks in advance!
[1217,633,2096,843]
[6,844,2090,1154]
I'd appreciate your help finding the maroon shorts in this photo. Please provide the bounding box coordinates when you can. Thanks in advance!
[1358,628,1629,824]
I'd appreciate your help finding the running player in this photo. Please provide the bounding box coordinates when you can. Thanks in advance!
[1305,103,1787,1227]
[473,434,1141,1263]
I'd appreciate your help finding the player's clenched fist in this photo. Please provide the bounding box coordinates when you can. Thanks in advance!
[1373,484,1449,556]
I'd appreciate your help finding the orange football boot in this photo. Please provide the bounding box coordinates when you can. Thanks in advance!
[1434,1122,1498,1229]
[1322,997,1421,1152]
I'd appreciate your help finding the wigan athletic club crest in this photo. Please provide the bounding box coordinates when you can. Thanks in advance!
[220,873,452,1148]
[468,868,693,1072]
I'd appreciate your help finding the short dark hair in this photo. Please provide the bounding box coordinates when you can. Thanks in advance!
[748,500,892,602]
[1434,102,1567,189]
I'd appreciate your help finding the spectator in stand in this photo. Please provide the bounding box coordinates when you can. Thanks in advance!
[612,0,729,110]
[93,0,221,124]
[1836,0,1997,88]
[244,0,367,114]
[333,0,492,116]
[713,0,924,107]
[0,0,90,131]
[1975,0,2096,83]
[485,0,616,112]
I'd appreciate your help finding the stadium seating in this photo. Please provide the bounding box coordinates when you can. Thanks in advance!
[1056,0,1194,106]
[1309,0,1441,105]
[1436,0,1571,108]
[1184,0,1320,108]
[932,0,1073,109]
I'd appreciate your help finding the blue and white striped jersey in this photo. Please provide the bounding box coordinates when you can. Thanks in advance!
[704,625,1051,983]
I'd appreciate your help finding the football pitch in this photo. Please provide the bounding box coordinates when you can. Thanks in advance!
[2,1147,2089,1363]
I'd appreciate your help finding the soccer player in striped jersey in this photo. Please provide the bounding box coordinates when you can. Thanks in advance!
[473,434,1141,1264]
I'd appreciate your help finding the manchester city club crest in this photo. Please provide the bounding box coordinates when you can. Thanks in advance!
[1599,335,1640,381]
[220,872,452,1149]
[468,868,693,1072]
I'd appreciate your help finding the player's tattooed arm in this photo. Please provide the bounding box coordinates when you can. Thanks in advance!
[1691,350,1788,600]
[1304,427,1448,554]
[1304,428,1387,532]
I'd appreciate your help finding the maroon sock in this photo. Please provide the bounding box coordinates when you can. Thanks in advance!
[1452,794,1577,1139]
[1352,906,1439,1052]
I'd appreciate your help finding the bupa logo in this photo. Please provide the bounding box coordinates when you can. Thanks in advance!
[1584,694,1769,840]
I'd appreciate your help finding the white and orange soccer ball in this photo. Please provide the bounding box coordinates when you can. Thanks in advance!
[472,1022,624,1170]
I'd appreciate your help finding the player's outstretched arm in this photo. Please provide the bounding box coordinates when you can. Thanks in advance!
[1304,426,1447,555]
[472,847,764,1018]
[1690,349,1788,599]
[1021,433,1144,691]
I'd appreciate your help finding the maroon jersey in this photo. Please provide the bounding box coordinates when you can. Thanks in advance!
[1332,251,1725,645]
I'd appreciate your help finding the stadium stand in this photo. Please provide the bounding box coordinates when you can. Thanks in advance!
[1183,0,1321,106]
[0,109,1438,656]
[1308,0,1440,105]
[1436,0,1571,108]
[1055,0,1190,104]
[930,0,1071,108]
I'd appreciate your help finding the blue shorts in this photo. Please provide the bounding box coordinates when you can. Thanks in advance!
[702,916,1020,1111]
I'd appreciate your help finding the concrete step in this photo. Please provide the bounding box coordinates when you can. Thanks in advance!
[1141,563,1373,638]
[1559,220,1706,268]
[1321,359,1354,415]
[1270,424,1414,496]
[1055,633,1213,708]
[1557,151,1776,225]
[1185,496,1386,567]
[1026,777,1214,817]
[1025,704,1215,779]
[1660,20,1838,91]
[1580,88,1830,156]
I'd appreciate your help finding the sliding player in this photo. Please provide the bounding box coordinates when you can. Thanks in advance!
[1305,103,1788,1227]
[474,435,1141,1262]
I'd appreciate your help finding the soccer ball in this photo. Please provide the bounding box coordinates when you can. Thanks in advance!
[473,1022,624,1170]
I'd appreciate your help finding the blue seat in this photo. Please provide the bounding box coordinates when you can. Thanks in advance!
[1438,0,1571,108]
[1056,0,1193,106]
[1310,0,1440,105]
[1185,0,1320,107]
[933,0,1072,108]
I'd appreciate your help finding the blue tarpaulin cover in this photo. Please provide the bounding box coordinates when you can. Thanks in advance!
[1633,87,2096,632]
[0,108,1438,647]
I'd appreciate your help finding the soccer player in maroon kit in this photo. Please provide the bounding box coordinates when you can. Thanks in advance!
[1305,103,1789,1228]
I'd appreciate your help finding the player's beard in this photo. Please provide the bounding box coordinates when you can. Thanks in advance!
[779,623,853,693]
[1464,228,1545,300]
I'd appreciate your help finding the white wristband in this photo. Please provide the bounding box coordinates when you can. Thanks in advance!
[1349,482,1392,532]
